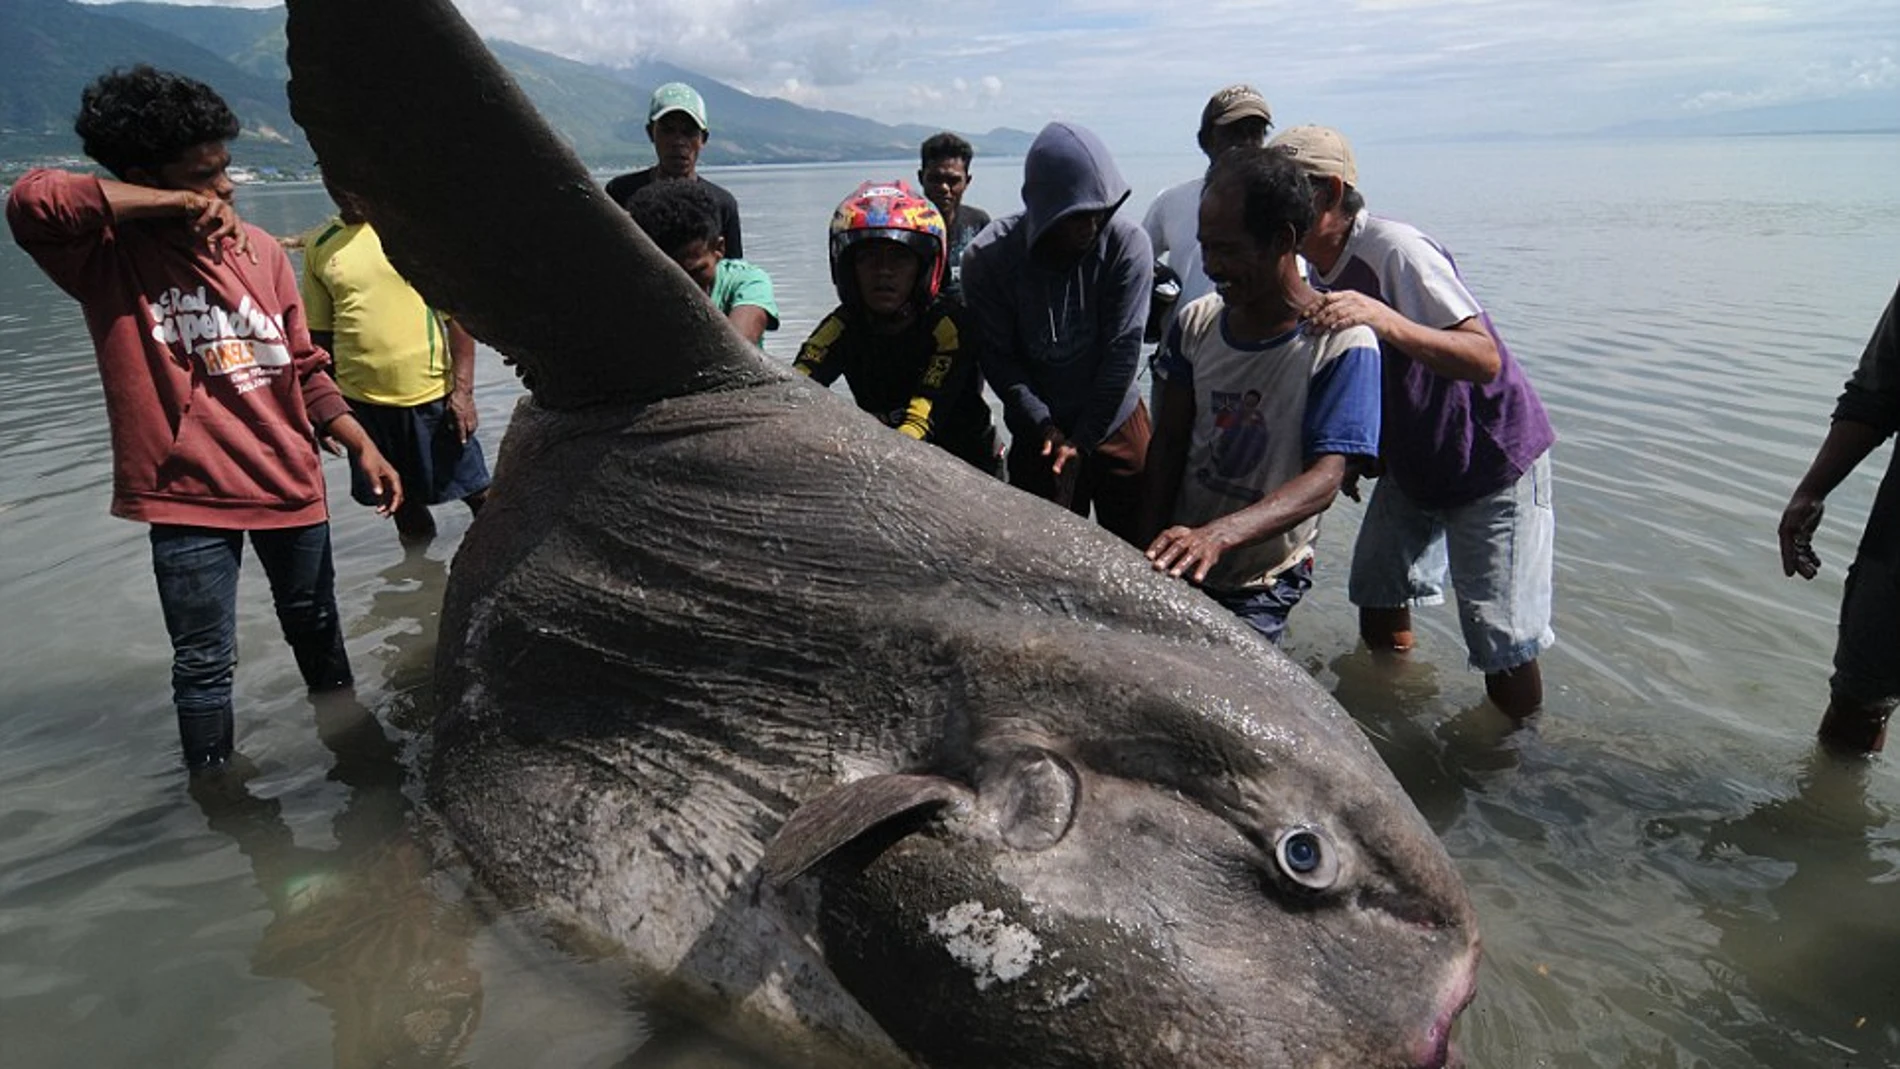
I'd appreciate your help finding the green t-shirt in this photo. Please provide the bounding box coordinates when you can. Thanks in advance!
[712,259,778,345]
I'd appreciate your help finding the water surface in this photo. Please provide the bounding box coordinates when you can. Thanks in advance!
[2,133,1897,1067]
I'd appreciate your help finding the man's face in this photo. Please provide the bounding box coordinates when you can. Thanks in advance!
[1201,117,1269,161]
[669,237,724,294]
[1037,210,1106,263]
[852,239,921,318]
[1198,177,1281,310]
[1300,174,1348,262]
[648,112,707,179]
[919,157,970,218]
[137,141,236,203]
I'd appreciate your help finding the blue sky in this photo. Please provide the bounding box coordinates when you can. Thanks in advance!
[86,0,1899,145]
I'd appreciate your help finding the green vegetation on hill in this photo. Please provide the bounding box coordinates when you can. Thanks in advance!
[1,0,1032,176]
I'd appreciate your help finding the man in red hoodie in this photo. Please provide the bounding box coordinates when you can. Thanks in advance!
[6,65,403,776]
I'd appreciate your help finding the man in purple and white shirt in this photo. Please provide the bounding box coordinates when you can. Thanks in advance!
[1274,125,1557,717]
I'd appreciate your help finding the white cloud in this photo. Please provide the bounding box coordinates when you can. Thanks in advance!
[1682,53,1899,112]
[76,0,1900,142]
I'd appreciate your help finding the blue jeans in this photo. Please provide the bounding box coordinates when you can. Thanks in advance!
[149,523,352,766]
[1347,452,1556,673]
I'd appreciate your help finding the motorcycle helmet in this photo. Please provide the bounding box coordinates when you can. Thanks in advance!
[827,179,947,310]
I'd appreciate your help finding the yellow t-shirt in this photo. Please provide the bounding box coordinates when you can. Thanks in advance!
[299,219,453,407]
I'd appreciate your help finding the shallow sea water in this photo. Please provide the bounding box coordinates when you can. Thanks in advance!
[2,133,1898,1067]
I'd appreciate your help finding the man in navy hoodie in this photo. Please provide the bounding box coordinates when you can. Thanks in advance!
[962,122,1154,545]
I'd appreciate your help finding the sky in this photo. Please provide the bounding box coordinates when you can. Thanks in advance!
[83,0,1899,147]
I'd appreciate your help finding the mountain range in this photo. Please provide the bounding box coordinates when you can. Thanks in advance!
[0,0,1036,175]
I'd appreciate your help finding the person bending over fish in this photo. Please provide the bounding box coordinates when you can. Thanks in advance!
[1140,146,1381,645]
[962,122,1155,541]
[1277,124,1557,718]
[793,180,1002,475]
[5,65,402,775]
[625,178,779,348]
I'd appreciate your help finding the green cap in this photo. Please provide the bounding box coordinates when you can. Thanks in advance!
[648,82,709,132]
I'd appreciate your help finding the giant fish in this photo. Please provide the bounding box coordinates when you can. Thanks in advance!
[284,1,1481,1065]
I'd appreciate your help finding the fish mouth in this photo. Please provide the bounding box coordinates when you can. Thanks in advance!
[1409,945,1481,1069]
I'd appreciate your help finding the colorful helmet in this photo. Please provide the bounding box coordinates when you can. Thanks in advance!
[827,179,947,309]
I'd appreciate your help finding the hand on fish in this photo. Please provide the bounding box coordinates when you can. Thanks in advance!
[1146,519,1238,584]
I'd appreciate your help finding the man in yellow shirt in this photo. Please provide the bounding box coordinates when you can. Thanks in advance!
[301,182,490,541]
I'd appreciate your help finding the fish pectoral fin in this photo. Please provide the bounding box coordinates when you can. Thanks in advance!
[761,774,972,888]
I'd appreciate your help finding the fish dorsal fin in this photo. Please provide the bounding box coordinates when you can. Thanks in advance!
[284,0,778,409]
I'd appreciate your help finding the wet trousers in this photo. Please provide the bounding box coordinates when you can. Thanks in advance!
[1007,402,1152,548]
[149,523,352,767]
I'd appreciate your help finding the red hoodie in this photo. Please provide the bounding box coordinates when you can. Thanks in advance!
[6,169,351,529]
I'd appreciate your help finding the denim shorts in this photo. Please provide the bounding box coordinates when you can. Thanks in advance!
[1348,451,1555,673]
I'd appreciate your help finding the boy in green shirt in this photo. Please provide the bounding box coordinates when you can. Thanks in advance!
[625,179,778,347]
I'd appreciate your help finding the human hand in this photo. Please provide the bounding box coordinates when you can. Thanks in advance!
[1341,456,1385,503]
[1042,427,1082,507]
[447,388,479,443]
[1304,290,1393,337]
[1778,491,1825,579]
[1145,521,1235,584]
[1041,427,1081,476]
[356,446,405,517]
[182,192,256,265]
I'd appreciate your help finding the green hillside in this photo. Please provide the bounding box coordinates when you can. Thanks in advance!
[2,0,1031,177]
[0,0,307,172]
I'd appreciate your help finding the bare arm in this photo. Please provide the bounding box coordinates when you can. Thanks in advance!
[1779,419,1887,579]
[1306,292,1500,383]
[95,178,255,264]
[446,319,479,442]
[726,305,771,347]
[319,412,404,516]
[1146,455,1349,585]
[1138,377,1195,546]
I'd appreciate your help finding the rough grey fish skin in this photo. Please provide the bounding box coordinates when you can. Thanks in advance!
[284,2,1480,1066]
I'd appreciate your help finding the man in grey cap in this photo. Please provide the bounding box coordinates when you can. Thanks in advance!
[605,82,744,258]
[1141,85,1273,347]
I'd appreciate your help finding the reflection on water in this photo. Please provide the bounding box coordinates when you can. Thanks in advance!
[1689,754,1900,1064]
[3,137,1900,1067]
[188,690,483,1068]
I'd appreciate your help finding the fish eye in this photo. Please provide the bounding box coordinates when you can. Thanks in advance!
[1274,827,1338,890]
[995,749,1079,852]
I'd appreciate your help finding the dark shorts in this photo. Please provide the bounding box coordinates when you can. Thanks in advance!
[1006,402,1150,547]
[1832,523,1900,706]
[1210,557,1315,646]
[347,397,491,508]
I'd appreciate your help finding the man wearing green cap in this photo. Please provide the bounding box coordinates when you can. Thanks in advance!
[605,82,744,258]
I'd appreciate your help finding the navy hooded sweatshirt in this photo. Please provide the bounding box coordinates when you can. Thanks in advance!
[962,122,1153,452]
